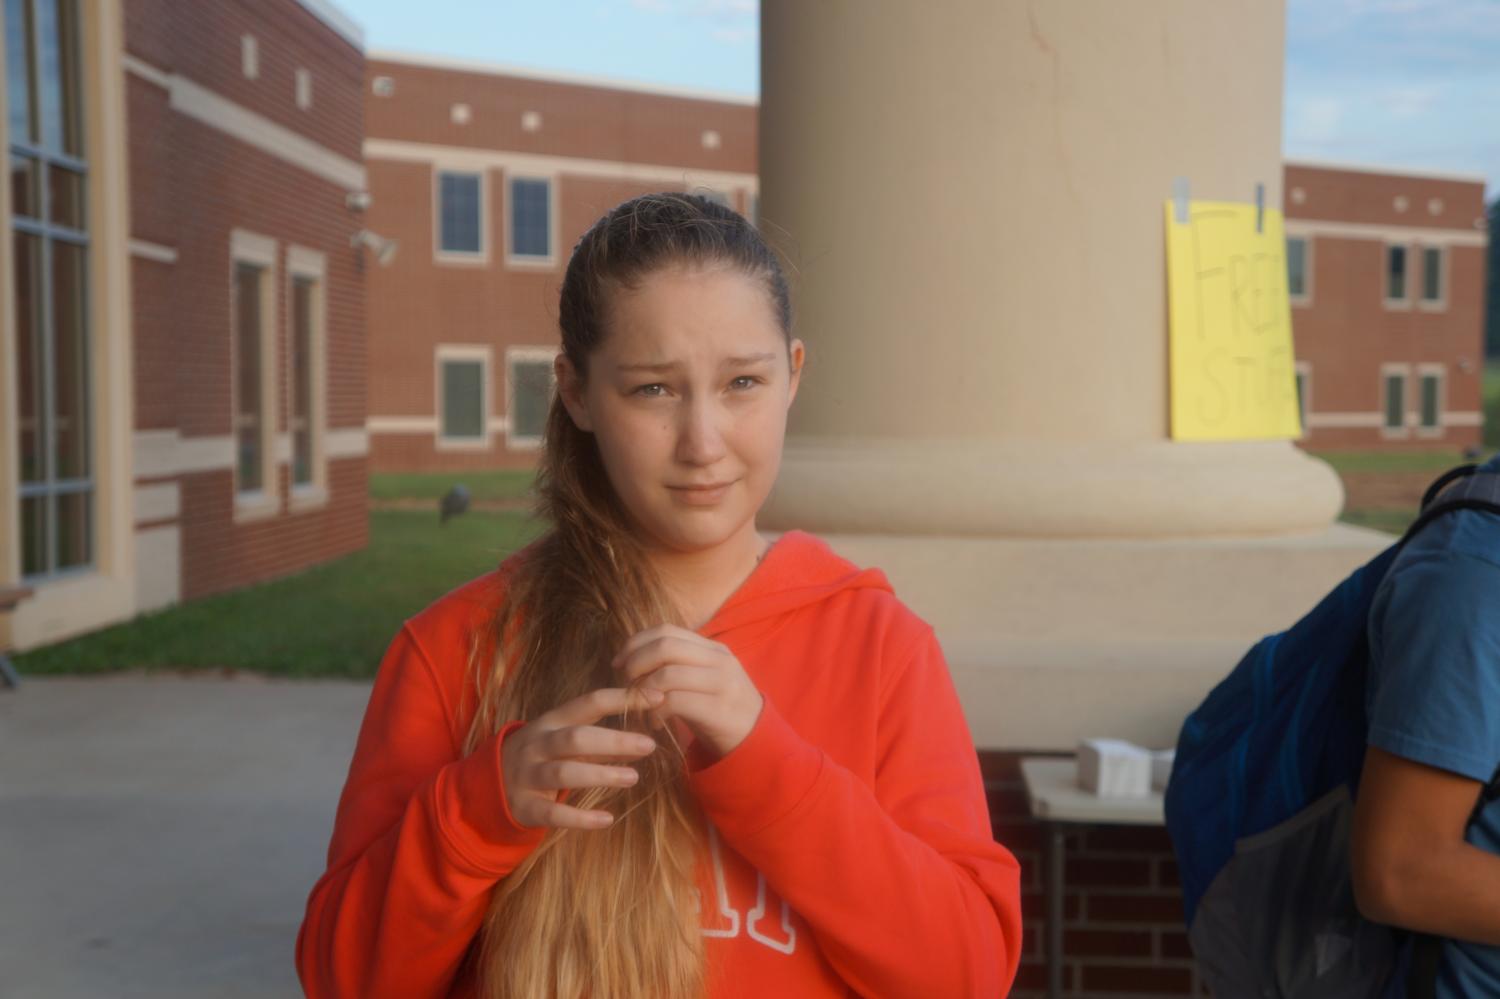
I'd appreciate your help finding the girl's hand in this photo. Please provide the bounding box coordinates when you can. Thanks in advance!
[501,687,662,830]
[612,624,764,760]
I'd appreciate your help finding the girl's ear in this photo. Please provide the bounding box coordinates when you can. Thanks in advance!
[786,338,806,407]
[555,353,595,432]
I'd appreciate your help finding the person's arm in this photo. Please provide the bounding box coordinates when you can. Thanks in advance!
[688,625,1023,999]
[1351,745,1500,943]
[1354,547,1500,946]
[295,625,546,999]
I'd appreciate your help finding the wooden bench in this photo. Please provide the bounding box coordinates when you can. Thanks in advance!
[0,585,32,689]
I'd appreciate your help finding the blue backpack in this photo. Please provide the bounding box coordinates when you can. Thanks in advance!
[1165,463,1500,999]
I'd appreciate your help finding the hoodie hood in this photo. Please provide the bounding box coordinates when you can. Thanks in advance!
[698,530,892,642]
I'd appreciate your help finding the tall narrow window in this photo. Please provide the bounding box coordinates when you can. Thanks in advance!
[1286,236,1308,301]
[1383,371,1408,434]
[233,262,267,493]
[1419,370,1443,433]
[290,276,316,487]
[508,351,554,448]
[508,176,551,261]
[1421,246,1443,305]
[1294,364,1311,437]
[1385,245,1408,303]
[9,0,91,579]
[437,170,482,256]
[438,349,488,445]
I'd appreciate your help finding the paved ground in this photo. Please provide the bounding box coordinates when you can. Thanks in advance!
[0,675,372,999]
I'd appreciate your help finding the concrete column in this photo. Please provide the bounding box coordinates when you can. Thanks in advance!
[759,0,1383,748]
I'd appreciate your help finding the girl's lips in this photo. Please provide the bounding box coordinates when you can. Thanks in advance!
[668,481,735,505]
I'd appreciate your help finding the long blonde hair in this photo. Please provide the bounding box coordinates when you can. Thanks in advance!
[464,193,794,998]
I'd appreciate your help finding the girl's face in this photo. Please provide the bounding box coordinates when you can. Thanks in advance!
[557,264,804,557]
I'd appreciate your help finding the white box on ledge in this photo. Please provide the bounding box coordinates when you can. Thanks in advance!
[1076,738,1152,798]
[1151,749,1175,791]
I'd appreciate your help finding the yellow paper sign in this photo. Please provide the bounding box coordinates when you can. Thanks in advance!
[1165,200,1302,441]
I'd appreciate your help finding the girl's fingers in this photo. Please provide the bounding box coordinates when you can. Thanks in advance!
[616,636,724,684]
[612,627,723,672]
[539,686,661,729]
[537,759,640,791]
[634,663,720,696]
[520,797,617,831]
[537,723,657,762]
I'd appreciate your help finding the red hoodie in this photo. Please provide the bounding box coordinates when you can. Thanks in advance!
[296,529,1022,998]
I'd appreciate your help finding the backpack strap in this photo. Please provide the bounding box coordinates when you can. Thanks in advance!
[1400,468,1500,547]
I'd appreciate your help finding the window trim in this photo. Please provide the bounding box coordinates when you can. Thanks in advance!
[435,345,492,450]
[1294,361,1312,441]
[1286,235,1313,307]
[506,346,560,451]
[1380,363,1412,440]
[503,172,557,269]
[285,245,328,511]
[1416,363,1446,439]
[433,168,488,265]
[229,229,278,522]
[1383,241,1411,310]
[1417,244,1447,312]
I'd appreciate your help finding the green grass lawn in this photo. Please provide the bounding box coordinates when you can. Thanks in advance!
[15,511,544,678]
[1307,449,1475,476]
[369,468,536,504]
[1487,361,1500,450]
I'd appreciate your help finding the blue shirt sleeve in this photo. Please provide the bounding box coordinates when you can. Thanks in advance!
[1367,550,1500,785]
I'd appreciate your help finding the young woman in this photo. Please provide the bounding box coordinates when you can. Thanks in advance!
[296,193,1022,998]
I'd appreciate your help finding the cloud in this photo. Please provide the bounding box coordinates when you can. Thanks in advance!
[1378,83,1443,118]
[1291,96,1347,142]
[710,26,755,44]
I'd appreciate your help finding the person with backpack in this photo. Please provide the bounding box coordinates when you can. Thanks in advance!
[1351,448,1500,997]
[295,193,1022,998]
[1166,452,1500,998]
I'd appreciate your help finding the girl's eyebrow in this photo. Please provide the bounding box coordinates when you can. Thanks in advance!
[616,353,777,374]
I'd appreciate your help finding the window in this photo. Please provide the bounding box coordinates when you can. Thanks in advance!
[295,68,312,111]
[10,0,92,579]
[241,34,258,79]
[1382,368,1409,437]
[438,348,489,447]
[1286,236,1309,302]
[1420,246,1444,306]
[436,170,483,257]
[1418,367,1444,436]
[230,230,277,515]
[234,262,268,492]
[371,75,395,97]
[287,246,326,501]
[1385,244,1408,304]
[508,176,551,262]
[507,349,556,448]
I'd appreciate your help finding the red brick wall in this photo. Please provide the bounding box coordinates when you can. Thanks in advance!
[1285,164,1489,451]
[125,0,369,601]
[981,751,1207,998]
[362,57,757,473]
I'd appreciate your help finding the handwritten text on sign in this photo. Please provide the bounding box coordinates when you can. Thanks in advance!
[1165,200,1302,441]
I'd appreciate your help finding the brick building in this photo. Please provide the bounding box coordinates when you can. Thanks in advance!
[1,0,370,650]
[361,52,757,473]
[1287,160,1490,449]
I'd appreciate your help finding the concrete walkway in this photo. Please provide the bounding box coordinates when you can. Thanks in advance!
[0,675,372,999]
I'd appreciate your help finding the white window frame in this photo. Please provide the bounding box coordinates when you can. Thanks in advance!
[436,345,492,451]
[241,35,259,79]
[229,229,279,522]
[285,246,328,511]
[295,68,313,111]
[1294,361,1312,440]
[506,346,560,451]
[1416,363,1446,439]
[503,173,558,269]
[1286,235,1313,307]
[1380,363,1412,440]
[1383,242,1412,310]
[433,168,488,265]
[1417,244,1447,312]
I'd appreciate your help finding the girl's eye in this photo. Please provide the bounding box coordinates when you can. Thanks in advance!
[731,376,760,390]
[634,383,667,397]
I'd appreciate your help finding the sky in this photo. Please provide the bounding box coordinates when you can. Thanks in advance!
[341,0,1500,196]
